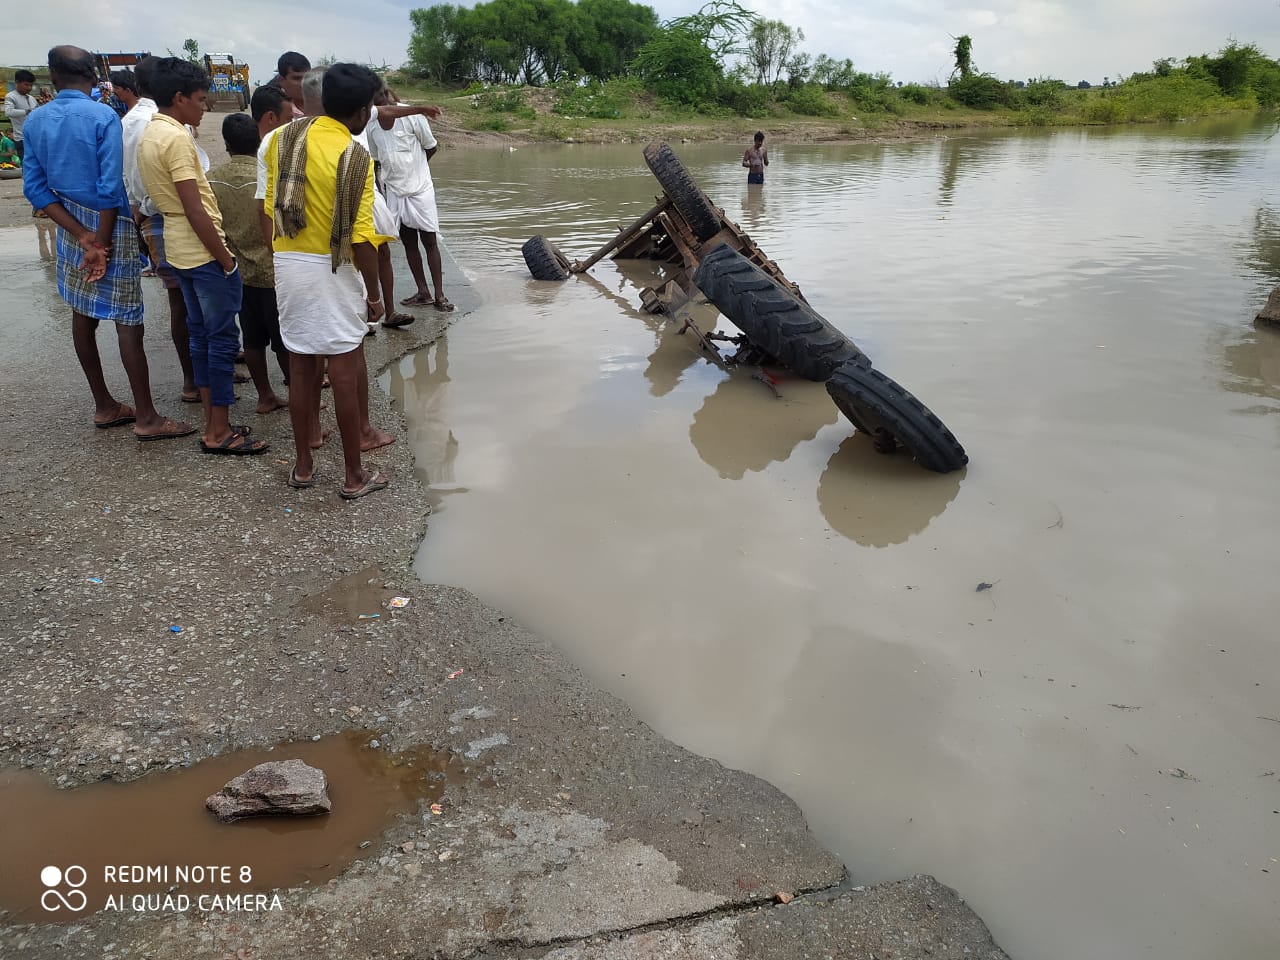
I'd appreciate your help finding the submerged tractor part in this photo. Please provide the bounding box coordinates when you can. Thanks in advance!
[692,244,866,382]
[516,141,970,472]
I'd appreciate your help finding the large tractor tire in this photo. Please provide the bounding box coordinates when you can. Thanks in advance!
[825,362,968,473]
[643,140,722,243]
[692,243,867,381]
[522,235,571,281]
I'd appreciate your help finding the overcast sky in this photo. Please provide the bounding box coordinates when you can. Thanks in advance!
[6,0,1279,86]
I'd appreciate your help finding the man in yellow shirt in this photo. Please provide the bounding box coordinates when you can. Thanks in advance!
[138,57,268,456]
[265,63,393,498]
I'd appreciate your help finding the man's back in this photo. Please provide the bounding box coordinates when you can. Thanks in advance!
[266,116,382,256]
[208,154,272,288]
[368,113,435,196]
[22,89,128,213]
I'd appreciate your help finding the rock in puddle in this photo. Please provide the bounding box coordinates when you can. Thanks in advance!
[205,758,331,822]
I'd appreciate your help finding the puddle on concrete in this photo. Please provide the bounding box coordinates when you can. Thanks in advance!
[0,731,457,925]
[298,566,396,623]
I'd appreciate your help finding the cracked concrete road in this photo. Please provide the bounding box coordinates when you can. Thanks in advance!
[0,213,1008,959]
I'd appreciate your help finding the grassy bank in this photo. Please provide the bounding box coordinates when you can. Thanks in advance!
[386,72,1267,145]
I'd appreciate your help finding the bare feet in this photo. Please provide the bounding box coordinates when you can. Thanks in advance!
[361,427,396,453]
[309,428,331,450]
[256,394,288,415]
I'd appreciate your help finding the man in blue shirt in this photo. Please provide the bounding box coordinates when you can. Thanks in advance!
[23,45,192,440]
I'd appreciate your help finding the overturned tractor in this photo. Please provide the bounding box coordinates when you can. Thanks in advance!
[521,140,967,474]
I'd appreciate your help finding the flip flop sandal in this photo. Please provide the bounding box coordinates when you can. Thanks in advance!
[94,406,136,429]
[364,325,377,337]
[400,293,431,306]
[433,298,456,312]
[181,393,201,403]
[340,472,390,500]
[233,371,252,383]
[382,313,416,328]
[287,466,316,489]
[136,419,197,442]
[200,432,270,456]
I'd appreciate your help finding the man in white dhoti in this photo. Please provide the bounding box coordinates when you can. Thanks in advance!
[367,89,454,312]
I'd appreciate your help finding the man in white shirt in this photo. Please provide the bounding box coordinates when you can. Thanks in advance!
[122,56,197,402]
[4,69,39,160]
[367,89,453,312]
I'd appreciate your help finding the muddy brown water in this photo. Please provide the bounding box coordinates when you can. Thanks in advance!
[389,117,1280,960]
[0,731,455,925]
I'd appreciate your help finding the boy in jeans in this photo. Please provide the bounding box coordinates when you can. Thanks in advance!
[138,58,268,455]
[208,113,289,414]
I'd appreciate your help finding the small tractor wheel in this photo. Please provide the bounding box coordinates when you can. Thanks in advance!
[522,235,571,281]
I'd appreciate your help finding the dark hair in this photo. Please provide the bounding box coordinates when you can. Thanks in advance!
[109,70,139,95]
[754,131,765,142]
[277,51,310,77]
[150,57,209,106]
[135,55,157,97]
[15,69,36,84]
[47,46,96,83]
[250,83,287,122]
[322,63,379,120]
[222,112,260,156]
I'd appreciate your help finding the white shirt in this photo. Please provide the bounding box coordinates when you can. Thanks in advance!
[121,98,159,214]
[255,123,287,202]
[3,90,38,140]
[366,111,436,197]
[123,100,208,216]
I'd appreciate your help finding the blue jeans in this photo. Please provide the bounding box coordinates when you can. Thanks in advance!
[175,260,243,409]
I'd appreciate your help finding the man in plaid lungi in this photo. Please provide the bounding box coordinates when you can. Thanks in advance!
[21,45,192,440]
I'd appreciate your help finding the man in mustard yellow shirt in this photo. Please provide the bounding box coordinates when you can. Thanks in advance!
[265,63,393,498]
[138,57,268,456]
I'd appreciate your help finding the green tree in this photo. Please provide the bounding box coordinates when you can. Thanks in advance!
[952,34,972,79]
[182,38,200,64]
[632,24,722,105]
[407,4,463,81]
[744,18,803,87]
[665,0,757,63]
[576,0,658,80]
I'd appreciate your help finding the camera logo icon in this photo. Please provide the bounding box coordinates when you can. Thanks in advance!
[40,865,88,912]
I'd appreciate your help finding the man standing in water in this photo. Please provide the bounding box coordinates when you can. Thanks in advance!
[742,131,769,185]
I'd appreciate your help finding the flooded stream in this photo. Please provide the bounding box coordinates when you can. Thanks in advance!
[392,116,1280,959]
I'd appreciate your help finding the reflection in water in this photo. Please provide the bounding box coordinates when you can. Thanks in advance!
[36,218,55,262]
[937,137,962,207]
[688,372,836,480]
[1218,322,1280,405]
[1243,205,1280,279]
[576,264,714,398]
[739,184,766,231]
[816,435,963,546]
[388,340,462,506]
